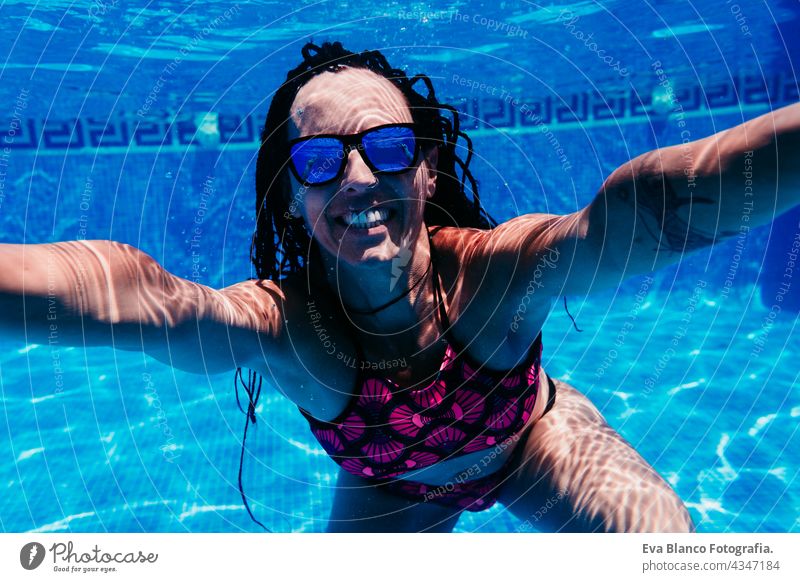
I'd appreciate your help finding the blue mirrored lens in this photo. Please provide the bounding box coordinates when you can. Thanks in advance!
[362,126,416,171]
[290,137,343,183]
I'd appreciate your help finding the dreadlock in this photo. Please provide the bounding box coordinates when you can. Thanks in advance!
[252,40,496,281]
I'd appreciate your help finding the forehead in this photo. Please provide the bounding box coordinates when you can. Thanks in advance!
[288,67,412,138]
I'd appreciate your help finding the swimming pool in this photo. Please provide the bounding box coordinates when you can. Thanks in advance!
[0,0,798,533]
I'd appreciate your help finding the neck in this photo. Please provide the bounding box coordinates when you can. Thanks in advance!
[313,226,438,333]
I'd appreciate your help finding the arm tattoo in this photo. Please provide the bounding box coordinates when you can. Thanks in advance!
[616,174,736,252]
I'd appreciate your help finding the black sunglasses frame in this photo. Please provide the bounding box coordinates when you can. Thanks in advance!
[287,123,420,187]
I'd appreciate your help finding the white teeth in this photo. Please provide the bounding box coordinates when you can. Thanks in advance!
[343,208,390,229]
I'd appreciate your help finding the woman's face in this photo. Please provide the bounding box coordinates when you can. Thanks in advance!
[286,67,437,268]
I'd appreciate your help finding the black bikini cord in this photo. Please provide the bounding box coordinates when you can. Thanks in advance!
[563,296,583,332]
[234,367,272,532]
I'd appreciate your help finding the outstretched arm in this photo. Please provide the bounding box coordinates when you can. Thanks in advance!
[586,100,799,281]
[0,240,286,374]
[480,101,800,297]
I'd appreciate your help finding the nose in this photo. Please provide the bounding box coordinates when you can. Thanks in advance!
[340,148,376,192]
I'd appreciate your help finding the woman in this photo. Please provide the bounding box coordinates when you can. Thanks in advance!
[2,41,797,533]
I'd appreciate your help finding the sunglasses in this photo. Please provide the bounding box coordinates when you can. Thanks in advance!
[287,123,419,187]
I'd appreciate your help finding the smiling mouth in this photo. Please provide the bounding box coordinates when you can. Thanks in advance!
[335,208,395,230]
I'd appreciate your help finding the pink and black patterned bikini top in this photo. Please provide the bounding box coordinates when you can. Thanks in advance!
[297,241,544,482]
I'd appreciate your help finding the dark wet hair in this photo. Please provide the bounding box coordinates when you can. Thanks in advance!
[251,40,496,281]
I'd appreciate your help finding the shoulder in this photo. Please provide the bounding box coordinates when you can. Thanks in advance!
[429,213,568,256]
[427,222,554,367]
[211,277,313,343]
[428,224,488,264]
[218,278,287,315]
[428,214,565,279]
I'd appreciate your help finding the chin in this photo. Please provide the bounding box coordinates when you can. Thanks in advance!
[341,241,401,268]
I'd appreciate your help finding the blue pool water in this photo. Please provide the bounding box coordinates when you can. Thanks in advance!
[0,0,798,532]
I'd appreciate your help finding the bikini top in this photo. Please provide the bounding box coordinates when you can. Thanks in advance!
[297,241,544,482]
